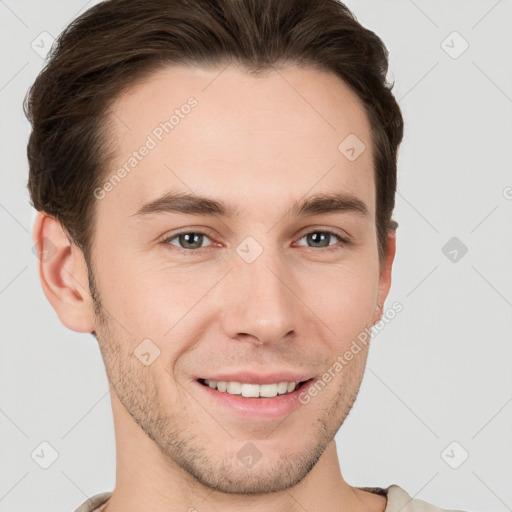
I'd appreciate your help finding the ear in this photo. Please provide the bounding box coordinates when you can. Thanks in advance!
[371,230,396,325]
[32,211,96,333]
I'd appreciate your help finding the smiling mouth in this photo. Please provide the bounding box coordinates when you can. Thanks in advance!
[198,378,311,398]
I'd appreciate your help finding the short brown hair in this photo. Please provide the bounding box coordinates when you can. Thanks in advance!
[25,0,403,268]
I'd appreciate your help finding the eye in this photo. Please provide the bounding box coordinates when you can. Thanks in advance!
[162,231,213,251]
[295,230,348,250]
[160,228,350,255]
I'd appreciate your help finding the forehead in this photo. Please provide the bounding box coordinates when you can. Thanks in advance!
[101,63,375,223]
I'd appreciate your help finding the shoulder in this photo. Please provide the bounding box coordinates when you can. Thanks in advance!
[358,484,469,512]
[74,492,112,512]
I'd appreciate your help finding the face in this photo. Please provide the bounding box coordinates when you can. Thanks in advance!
[88,63,392,493]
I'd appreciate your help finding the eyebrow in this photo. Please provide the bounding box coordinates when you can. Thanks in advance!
[130,191,371,220]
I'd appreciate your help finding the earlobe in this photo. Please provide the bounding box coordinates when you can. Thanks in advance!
[32,212,96,333]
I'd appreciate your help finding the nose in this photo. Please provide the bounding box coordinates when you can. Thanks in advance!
[221,249,299,346]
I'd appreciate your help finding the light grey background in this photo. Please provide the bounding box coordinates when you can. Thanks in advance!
[1,1,511,511]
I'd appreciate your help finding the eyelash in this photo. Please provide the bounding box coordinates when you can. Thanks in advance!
[160,229,350,255]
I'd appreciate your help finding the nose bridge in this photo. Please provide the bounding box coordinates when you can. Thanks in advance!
[222,244,298,344]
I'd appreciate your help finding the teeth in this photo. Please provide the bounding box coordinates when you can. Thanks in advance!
[227,381,242,394]
[203,380,299,397]
[241,383,260,398]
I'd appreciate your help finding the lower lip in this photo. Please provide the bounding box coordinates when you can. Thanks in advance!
[195,379,315,419]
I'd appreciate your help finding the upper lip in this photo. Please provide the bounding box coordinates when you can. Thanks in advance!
[198,371,313,385]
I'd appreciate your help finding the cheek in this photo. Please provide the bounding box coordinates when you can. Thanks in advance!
[93,254,160,338]
[299,263,378,345]
[96,253,218,345]
[95,239,379,352]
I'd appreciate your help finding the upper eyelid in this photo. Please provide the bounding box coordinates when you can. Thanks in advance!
[295,226,350,240]
[161,228,215,244]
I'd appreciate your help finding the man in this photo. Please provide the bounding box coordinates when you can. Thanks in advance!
[25,0,465,511]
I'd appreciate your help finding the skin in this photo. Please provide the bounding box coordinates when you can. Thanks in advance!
[33,63,395,512]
